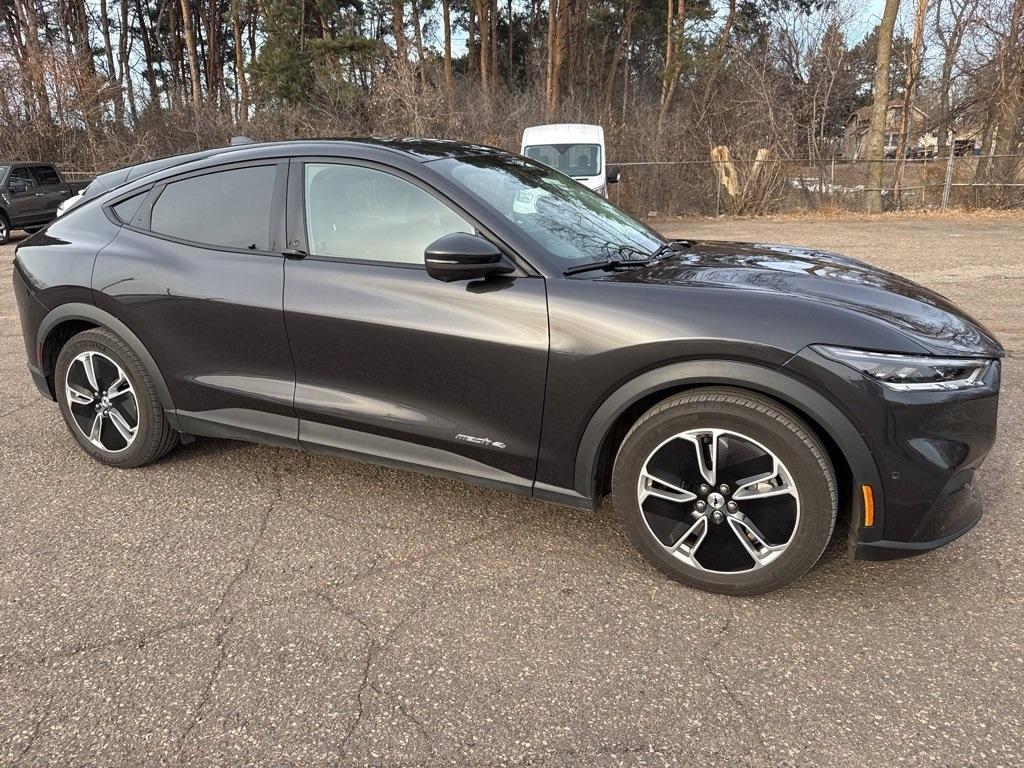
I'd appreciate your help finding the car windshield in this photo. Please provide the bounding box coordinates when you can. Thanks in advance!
[523,143,601,177]
[432,155,664,267]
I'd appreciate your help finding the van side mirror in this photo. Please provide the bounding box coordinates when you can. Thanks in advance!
[425,232,515,283]
[606,165,621,184]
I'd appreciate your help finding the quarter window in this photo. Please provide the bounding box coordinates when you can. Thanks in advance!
[111,192,147,224]
[150,165,276,250]
[303,163,473,264]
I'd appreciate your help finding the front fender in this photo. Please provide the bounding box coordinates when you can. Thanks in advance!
[570,359,883,547]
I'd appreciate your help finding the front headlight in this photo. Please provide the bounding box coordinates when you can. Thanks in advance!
[814,345,993,391]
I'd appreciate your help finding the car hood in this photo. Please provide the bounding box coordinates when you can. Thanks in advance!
[598,240,1003,358]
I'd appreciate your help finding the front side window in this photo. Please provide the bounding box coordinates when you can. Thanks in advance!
[304,163,473,264]
[8,167,34,190]
[150,165,276,250]
[523,144,602,177]
[433,155,663,267]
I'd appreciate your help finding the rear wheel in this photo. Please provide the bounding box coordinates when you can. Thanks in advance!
[612,387,836,595]
[55,328,179,467]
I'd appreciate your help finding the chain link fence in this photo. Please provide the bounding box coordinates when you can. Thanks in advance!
[610,154,1024,217]
[57,153,1024,219]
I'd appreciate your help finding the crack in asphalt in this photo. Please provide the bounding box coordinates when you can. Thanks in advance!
[0,396,44,422]
[700,614,773,765]
[11,694,52,764]
[174,449,292,759]
[311,518,533,760]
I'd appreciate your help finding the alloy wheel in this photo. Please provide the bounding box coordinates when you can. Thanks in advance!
[64,351,140,453]
[637,428,800,574]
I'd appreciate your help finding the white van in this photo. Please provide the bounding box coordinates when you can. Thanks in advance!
[521,124,619,197]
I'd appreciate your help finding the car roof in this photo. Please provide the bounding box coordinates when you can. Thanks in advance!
[87,138,508,195]
[521,124,604,146]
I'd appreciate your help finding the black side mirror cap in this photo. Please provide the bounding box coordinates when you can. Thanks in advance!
[424,233,515,283]
[606,165,621,184]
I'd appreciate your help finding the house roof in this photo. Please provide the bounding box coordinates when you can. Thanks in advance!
[847,100,927,125]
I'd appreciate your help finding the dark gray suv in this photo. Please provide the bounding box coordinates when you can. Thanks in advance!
[11,139,1004,595]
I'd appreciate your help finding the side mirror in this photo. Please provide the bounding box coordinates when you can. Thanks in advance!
[606,165,621,184]
[7,178,31,194]
[425,233,514,283]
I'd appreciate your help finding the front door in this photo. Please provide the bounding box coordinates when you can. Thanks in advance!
[282,159,549,491]
[5,167,45,225]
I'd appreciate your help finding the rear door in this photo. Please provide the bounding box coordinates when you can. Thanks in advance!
[282,158,549,491]
[92,160,298,445]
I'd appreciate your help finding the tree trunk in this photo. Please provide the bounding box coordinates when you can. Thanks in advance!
[393,0,407,62]
[442,0,453,100]
[657,0,685,134]
[475,0,491,102]
[180,0,203,105]
[893,0,927,204]
[232,0,249,124]
[863,0,901,213]
[603,0,635,117]
[411,0,428,88]
[545,0,568,119]
[99,0,124,123]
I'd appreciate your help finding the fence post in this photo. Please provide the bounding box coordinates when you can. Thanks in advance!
[715,163,722,217]
[941,151,955,209]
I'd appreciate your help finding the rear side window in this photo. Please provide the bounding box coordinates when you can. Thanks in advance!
[31,165,61,185]
[150,165,276,250]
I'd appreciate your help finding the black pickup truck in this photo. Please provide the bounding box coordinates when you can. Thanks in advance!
[0,162,90,244]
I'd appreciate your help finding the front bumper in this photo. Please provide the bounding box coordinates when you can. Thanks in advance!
[784,348,1000,560]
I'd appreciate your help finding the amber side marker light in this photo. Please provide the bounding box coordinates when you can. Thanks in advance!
[861,484,875,527]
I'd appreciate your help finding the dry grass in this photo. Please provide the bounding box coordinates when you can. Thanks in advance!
[652,207,1024,224]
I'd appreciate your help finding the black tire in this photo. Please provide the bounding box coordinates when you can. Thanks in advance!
[0,213,9,245]
[55,328,179,468]
[612,387,836,596]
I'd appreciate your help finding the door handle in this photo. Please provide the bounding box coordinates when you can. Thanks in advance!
[282,248,307,260]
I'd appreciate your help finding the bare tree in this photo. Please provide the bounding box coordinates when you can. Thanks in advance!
[658,0,686,134]
[864,0,902,212]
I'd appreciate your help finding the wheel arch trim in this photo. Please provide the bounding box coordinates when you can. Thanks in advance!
[36,303,178,421]
[573,359,883,532]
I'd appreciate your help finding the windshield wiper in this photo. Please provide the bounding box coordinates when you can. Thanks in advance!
[564,257,652,276]
[648,239,693,262]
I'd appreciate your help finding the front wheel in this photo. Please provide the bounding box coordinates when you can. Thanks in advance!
[612,388,837,595]
[0,214,9,244]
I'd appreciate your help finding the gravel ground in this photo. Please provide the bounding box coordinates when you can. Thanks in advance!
[0,215,1021,767]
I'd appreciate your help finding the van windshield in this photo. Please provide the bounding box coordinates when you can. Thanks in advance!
[522,143,601,177]
[432,154,663,267]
